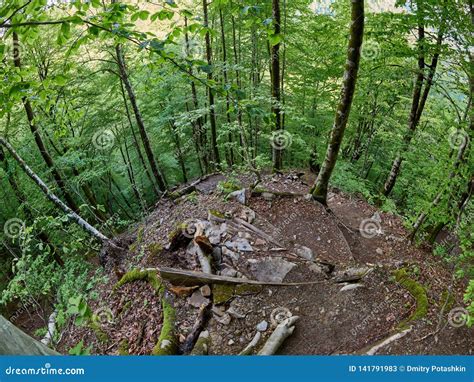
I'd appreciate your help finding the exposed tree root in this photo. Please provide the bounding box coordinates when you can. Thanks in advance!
[258,316,299,355]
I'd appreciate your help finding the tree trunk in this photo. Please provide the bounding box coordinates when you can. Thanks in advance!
[115,44,167,191]
[0,137,110,244]
[382,13,444,196]
[0,315,59,355]
[12,32,79,213]
[310,0,364,204]
[203,0,220,168]
[271,0,283,170]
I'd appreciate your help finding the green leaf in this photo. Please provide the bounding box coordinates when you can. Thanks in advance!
[268,33,282,46]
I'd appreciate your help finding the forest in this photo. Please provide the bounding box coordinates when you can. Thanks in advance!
[0,0,472,356]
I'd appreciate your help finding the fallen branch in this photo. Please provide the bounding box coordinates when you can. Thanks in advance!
[239,332,262,355]
[365,327,412,355]
[40,310,57,346]
[181,301,211,354]
[149,266,326,287]
[258,316,299,355]
[233,218,283,247]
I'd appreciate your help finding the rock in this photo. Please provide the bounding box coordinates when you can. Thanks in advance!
[220,268,238,278]
[309,263,324,274]
[238,231,252,239]
[333,266,372,283]
[256,320,268,332]
[189,290,210,308]
[254,238,266,246]
[294,244,314,261]
[340,283,364,292]
[227,238,253,252]
[228,189,246,204]
[212,305,225,317]
[222,247,240,263]
[376,247,384,255]
[214,312,232,325]
[304,194,313,201]
[248,257,296,283]
[239,208,256,224]
[200,285,211,297]
[227,306,246,319]
[227,339,235,346]
[211,247,222,264]
[262,192,275,201]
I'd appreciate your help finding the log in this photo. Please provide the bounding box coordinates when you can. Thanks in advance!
[181,301,211,354]
[239,332,261,355]
[258,316,299,355]
[148,267,325,287]
[0,315,59,355]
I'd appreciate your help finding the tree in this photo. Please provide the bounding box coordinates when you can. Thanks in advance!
[271,0,283,170]
[310,0,365,204]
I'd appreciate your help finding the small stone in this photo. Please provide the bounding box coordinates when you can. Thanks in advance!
[340,283,364,292]
[200,285,211,297]
[228,189,246,205]
[254,238,266,246]
[304,194,312,201]
[212,305,225,316]
[222,247,240,263]
[262,192,275,201]
[235,238,253,252]
[227,306,246,319]
[221,268,238,277]
[256,320,268,332]
[238,231,252,239]
[228,339,235,346]
[189,290,210,308]
[214,312,232,325]
[376,247,384,255]
[239,208,256,224]
[295,245,314,261]
[309,263,324,274]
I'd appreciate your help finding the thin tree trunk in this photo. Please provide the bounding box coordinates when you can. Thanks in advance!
[12,32,79,213]
[310,0,364,204]
[271,0,283,170]
[203,0,220,168]
[115,44,167,191]
[382,13,444,196]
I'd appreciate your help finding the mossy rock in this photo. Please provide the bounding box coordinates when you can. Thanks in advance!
[218,180,242,194]
[129,225,145,252]
[393,268,428,326]
[209,209,225,219]
[213,284,262,305]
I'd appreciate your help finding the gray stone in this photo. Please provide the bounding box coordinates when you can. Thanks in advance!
[254,238,266,246]
[212,305,226,317]
[340,283,364,292]
[376,247,384,255]
[262,192,275,201]
[200,285,212,297]
[189,290,210,308]
[248,257,296,283]
[214,313,232,325]
[222,247,240,263]
[221,267,238,277]
[235,238,253,252]
[228,189,246,204]
[295,244,314,260]
[256,320,268,332]
[227,339,235,346]
[239,208,256,224]
[227,306,246,319]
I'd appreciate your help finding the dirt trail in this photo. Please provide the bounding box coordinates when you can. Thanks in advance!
[55,171,472,355]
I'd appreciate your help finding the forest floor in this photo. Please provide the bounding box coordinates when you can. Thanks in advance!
[23,170,474,355]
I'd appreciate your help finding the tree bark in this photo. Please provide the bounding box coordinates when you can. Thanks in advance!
[115,44,167,191]
[311,0,364,204]
[271,0,283,170]
[12,32,79,213]
[0,137,110,244]
[203,0,221,168]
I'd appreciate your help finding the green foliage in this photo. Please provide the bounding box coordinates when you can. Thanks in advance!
[68,340,92,356]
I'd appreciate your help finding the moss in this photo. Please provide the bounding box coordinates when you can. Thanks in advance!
[209,209,225,219]
[152,297,177,355]
[118,339,129,355]
[129,225,145,252]
[218,180,242,194]
[213,284,235,305]
[393,269,428,326]
[185,191,198,204]
[90,321,109,344]
[146,242,163,257]
[190,333,210,355]
[114,269,163,294]
[235,284,262,295]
